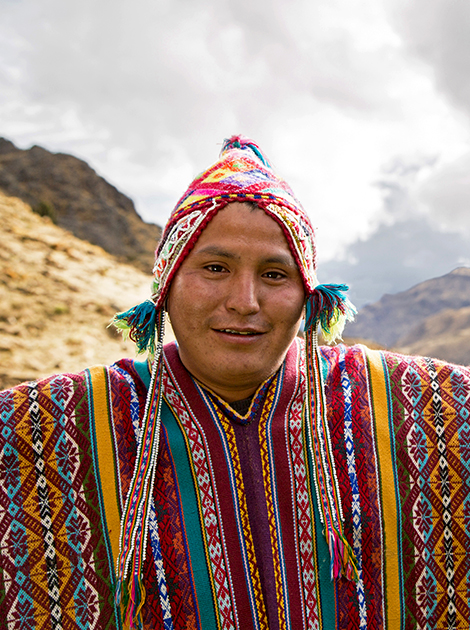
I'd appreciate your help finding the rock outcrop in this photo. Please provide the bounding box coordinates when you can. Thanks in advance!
[0,137,161,273]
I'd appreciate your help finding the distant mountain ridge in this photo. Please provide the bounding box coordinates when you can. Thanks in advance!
[345,267,470,365]
[395,305,470,365]
[0,137,161,273]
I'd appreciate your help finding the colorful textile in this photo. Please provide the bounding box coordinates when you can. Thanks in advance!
[0,367,124,630]
[2,341,470,628]
[112,136,357,627]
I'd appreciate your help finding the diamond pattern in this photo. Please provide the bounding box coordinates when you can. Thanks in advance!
[0,372,118,629]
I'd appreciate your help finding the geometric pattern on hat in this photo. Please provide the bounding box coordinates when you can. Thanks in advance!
[151,135,318,309]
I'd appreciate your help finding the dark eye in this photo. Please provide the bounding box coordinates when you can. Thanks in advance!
[263,270,286,280]
[205,264,228,273]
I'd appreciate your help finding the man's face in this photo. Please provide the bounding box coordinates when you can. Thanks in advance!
[167,202,305,402]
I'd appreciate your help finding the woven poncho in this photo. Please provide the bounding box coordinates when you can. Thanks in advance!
[2,341,470,628]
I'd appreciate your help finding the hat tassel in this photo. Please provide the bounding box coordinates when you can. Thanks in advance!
[112,299,158,355]
[305,284,356,344]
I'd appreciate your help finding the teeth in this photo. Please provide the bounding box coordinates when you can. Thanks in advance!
[221,329,254,335]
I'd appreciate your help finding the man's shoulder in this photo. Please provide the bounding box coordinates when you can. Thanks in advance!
[0,357,149,398]
[319,342,470,379]
[0,368,89,398]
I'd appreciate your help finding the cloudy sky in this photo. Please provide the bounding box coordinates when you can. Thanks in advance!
[1,0,470,305]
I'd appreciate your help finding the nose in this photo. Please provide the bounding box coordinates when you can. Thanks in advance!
[225,272,260,315]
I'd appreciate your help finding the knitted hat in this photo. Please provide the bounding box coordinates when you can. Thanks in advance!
[114,136,358,629]
[152,135,317,305]
[114,136,354,352]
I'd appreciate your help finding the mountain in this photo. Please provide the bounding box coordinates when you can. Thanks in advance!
[0,137,161,273]
[345,267,470,365]
[0,191,173,390]
[395,306,470,365]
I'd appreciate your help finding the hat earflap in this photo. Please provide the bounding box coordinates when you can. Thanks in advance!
[303,283,359,582]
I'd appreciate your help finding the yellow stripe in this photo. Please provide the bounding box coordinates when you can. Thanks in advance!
[365,348,401,630]
[88,366,121,564]
[258,377,287,630]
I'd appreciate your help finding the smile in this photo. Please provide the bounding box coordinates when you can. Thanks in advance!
[217,328,262,336]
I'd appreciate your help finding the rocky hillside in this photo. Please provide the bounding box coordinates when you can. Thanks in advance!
[0,137,161,273]
[345,267,470,365]
[0,192,173,390]
[395,306,470,365]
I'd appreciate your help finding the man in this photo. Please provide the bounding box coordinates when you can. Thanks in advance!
[1,136,470,630]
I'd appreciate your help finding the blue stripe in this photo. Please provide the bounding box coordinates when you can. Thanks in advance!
[339,346,366,628]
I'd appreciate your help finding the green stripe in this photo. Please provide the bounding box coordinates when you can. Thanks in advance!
[311,353,337,627]
[307,439,336,629]
[134,359,151,389]
[161,400,218,629]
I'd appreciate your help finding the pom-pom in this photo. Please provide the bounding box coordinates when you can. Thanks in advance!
[305,284,356,344]
[221,135,272,168]
[112,299,157,355]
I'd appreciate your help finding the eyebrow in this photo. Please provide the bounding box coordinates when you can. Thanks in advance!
[263,255,298,268]
[193,245,297,267]
[194,245,239,259]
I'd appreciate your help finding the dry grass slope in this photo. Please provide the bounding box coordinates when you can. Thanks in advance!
[0,192,172,390]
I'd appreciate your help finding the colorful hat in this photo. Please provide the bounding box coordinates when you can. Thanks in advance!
[151,135,317,307]
[113,136,358,629]
[114,136,354,352]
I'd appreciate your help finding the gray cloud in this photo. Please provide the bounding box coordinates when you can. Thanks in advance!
[1,0,470,302]
[0,0,412,231]
[320,159,470,306]
[417,152,470,234]
[388,0,470,115]
[383,0,470,252]
[0,0,405,158]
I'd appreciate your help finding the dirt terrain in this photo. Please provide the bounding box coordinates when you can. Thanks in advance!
[0,192,172,389]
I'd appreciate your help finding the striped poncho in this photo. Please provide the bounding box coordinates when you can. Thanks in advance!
[1,339,470,629]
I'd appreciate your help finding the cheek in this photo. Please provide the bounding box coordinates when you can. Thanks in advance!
[167,279,215,335]
[275,289,305,325]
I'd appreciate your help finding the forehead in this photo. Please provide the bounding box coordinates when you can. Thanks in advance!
[188,202,296,261]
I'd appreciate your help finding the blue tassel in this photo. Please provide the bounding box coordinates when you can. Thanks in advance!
[305,284,356,343]
[112,299,157,354]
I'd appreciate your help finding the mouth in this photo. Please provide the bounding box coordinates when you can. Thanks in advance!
[215,328,264,337]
